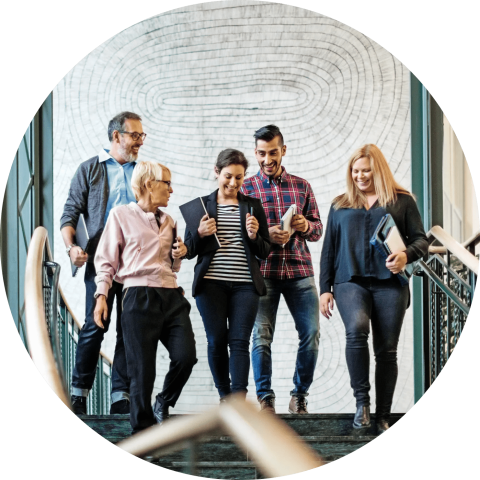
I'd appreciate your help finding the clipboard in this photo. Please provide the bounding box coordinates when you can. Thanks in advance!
[179,197,221,248]
[369,214,413,286]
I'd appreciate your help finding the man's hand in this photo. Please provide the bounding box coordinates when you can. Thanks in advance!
[291,214,309,233]
[70,246,88,268]
[269,225,290,245]
[94,295,108,329]
[386,251,408,274]
[320,293,335,319]
[198,214,217,238]
[172,236,187,258]
[246,213,259,240]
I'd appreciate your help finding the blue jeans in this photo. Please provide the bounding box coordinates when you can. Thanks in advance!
[252,276,320,399]
[71,263,130,403]
[334,277,409,418]
[196,280,259,398]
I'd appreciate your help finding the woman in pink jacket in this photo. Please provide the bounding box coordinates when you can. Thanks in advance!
[93,161,197,434]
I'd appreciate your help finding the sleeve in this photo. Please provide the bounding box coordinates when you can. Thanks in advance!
[94,209,124,298]
[60,164,89,230]
[247,198,271,259]
[184,224,205,260]
[300,181,323,242]
[404,196,429,263]
[319,205,336,295]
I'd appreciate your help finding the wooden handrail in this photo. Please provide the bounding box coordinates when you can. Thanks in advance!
[118,395,323,477]
[24,227,70,408]
[427,226,479,275]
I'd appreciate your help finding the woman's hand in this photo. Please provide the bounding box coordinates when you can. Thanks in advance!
[198,214,217,238]
[386,251,408,274]
[172,236,187,258]
[320,293,335,319]
[94,295,108,329]
[246,213,259,240]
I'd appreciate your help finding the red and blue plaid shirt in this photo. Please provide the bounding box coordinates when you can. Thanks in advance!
[241,167,322,280]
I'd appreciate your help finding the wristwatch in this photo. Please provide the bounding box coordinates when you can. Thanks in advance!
[66,244,78,257]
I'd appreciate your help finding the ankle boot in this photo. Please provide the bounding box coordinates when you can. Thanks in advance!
[353,405,371,429]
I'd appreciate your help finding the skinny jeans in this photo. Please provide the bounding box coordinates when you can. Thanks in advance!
[334,277,409,419]
[195,280,259,398]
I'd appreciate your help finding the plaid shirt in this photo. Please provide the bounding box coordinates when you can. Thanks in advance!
[241,167,322,280]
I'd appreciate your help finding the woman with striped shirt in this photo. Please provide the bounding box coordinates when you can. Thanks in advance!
[184,149,271,401]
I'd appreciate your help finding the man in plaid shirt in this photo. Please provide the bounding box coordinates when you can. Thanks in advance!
[241,125,322,414]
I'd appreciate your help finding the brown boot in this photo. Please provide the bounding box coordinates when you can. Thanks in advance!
[258,395,276,414]
[288,395,308,414]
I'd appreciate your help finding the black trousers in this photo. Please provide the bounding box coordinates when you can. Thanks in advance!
[122,286,197,433]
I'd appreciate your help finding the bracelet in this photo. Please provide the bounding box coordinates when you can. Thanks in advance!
[66,244,78,257]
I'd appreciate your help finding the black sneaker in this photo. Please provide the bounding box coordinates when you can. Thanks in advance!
[71,395,87,415]
[110,399,130,414]
[152,398,170,425]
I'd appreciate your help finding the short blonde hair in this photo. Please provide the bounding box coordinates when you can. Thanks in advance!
[333,144,411,209]
[131,161,171,200]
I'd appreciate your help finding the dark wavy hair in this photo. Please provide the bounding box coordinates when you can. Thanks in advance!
[253,124,284,147]
[215,148,249,173]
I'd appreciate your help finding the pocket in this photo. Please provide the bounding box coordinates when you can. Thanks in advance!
[122,287,130,310]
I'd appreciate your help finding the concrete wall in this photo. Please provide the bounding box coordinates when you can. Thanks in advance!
[53,1,414,413]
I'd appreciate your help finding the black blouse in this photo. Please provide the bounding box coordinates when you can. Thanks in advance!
[319,193,428,295]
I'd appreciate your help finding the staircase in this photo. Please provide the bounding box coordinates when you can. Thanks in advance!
[81,413,404,478]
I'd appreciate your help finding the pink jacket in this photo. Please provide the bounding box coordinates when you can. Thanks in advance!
[94,202,180,298]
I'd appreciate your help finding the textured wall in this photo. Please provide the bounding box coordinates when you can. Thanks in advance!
[53,1,413,414]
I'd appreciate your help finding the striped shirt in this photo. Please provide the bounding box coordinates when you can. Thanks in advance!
[204,204,252,282]
[240,167,322,280]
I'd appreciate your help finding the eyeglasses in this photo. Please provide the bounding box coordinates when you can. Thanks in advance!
[119,131,147,141]
[156,180,172,187]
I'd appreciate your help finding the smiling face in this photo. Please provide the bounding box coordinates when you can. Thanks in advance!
[352,156,376,195]
[150,171,173,208]
[216,163,246,200]
[116,118,144,163]
[254,136,286,178]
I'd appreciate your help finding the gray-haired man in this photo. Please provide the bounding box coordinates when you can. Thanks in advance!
[60,111,146,414]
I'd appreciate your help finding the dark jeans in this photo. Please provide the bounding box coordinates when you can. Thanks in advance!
[122,286,197,433]
[71,263,129,403]
[196,280,259,398]
[251,276,320,399]
[334,277,409,418]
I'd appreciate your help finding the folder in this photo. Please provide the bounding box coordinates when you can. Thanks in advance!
[71,214,94,277]
[369,214,413,286]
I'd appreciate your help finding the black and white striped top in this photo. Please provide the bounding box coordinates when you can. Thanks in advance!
[204,204,252,282]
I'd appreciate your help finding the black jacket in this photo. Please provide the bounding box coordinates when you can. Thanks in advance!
[184,190,271,297]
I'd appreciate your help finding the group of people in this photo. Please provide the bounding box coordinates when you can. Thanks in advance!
[61,112,427,435]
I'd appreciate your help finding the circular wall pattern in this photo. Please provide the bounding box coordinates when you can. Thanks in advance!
[54,1,413,413]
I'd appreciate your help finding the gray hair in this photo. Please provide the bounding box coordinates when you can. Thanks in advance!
[108,111,142,142]
[131,161,171,200]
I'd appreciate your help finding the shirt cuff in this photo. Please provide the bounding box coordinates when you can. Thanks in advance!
[95,280,110,299]
[300,221,312,237]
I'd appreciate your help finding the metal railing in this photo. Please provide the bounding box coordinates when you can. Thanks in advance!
[25,227,112,414]
[414,226,479,390]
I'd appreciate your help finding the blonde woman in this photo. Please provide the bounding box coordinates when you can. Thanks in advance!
[93,161,196,434]
[319,144,427,433]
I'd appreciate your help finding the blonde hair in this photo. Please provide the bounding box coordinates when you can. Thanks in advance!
[131,161,171,200]
[333,144,411,209]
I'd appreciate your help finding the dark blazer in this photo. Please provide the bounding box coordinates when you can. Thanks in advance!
[184,190,271,297]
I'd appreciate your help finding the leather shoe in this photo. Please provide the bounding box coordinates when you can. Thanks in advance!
[353,405,371,429]
[288,395,308,414]
[376,418,390,434]
[71,395,87,415]
[110,399,130,414]
[258,395,276,414]
[153,398,170,425]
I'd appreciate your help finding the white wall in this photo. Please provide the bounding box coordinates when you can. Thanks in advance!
[53,1,414,413]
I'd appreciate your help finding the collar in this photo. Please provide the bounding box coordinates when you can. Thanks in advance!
[257,166,288,185]
[98,149,112,163]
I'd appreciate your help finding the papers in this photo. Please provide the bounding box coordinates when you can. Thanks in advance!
[384,225,407,254]
[280,204,297,236]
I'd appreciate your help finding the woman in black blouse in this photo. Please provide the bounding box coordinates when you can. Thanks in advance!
[184,149,271,401]
[319,144,427,433]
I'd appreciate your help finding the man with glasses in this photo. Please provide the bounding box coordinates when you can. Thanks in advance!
[60,111,146,414]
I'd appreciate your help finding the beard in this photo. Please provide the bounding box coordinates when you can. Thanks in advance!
[118,144,138,163]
